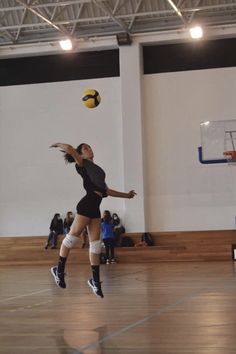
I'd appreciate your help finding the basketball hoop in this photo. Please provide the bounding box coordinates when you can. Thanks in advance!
[223,150,236,165]
[223,130,236,165]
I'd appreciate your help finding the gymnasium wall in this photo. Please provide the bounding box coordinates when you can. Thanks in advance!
[143,66,236,231]
[2,38,236,236]
[0,77,124,236]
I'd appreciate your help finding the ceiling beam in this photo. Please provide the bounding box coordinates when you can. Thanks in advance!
[0,6,236,33]
[0,5,20,43]
[15,0,36,42]
[112,0,121,15]
[0,1,101,12]
[128,0,143,31]
[112,0,126,14]
[71,3,84,35]
[166,0,186,25]
[92,0,129,32]
[0,2,235,14]
[15,0,73,39]
[187,0,202,25]
[0,30,15,42]
[0,2,235,33]
[37,0,72,36]
[50,0,61,20]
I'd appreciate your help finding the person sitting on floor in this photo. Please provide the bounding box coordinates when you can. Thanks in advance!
[45,213,63,249]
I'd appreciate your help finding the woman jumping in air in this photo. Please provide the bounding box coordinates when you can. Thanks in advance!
[50,142,136,298]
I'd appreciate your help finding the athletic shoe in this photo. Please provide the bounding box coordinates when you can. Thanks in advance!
[44,243,49,250]
[50,266,66,289]
[106,259,110,264]
[87,279,104,298]
[111,259,116,263]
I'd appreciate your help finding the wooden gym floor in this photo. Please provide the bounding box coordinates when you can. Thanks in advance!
[1,261,236,354]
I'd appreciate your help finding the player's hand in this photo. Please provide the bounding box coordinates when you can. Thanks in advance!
[50,143,73,154]
[127,190,137,199]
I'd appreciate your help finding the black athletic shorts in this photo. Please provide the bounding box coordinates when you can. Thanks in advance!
[76,192,102,218]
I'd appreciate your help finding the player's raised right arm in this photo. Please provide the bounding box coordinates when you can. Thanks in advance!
[50,143,83,166]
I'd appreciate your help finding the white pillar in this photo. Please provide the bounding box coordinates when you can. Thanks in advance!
[119,42,146,232]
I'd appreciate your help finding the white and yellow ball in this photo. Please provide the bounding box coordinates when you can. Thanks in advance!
[82,89,101,108]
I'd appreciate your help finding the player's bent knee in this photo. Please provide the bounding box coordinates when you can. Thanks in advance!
[62,234,78,248]
[89,240,101,254]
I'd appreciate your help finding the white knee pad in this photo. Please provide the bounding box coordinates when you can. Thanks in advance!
[62,234,78,248]
[89,240,101,254]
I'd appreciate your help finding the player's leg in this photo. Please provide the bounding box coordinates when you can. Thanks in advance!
[87,218,104,298]
[51,214,90,288]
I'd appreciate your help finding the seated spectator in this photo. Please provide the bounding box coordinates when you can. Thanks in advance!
[63,211,74,235]
[45,213,63,249]
[111,213,125,246]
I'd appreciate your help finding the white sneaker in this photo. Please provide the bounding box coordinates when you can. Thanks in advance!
[87,279,104,298]
[50,266,66,289]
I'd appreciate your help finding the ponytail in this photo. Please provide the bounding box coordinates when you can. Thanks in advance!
[64,153,75,163]
[63,143,85,164]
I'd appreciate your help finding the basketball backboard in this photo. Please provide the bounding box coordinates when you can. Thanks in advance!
[199,119,236,163]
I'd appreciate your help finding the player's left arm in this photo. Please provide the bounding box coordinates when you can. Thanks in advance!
[106,188,136,199]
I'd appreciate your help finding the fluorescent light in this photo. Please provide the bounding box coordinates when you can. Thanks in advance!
[167,0,182,17]
[190,26,203,39]
[59,39,73,51]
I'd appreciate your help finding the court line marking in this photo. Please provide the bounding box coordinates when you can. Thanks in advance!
[0,288,51,303]
[0,269,147,306]
[1,264,150,304]
[73,275,236,353]
[9,299,52,312]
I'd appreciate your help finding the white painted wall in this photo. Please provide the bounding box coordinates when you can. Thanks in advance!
[2,59,236,236]
[0,78,125,236]
[143,67,236,231]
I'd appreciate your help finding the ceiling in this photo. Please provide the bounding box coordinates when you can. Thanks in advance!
[0,0,236,48]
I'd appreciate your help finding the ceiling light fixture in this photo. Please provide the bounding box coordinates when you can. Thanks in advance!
[189,26,203,39]
[59,39,73,51]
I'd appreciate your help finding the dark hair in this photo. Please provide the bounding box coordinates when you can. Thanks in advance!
[103,210,112,223]
[52,213,60,228]
[112,213,120,225]
[65,211,74,222]
[64,143,85,163]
